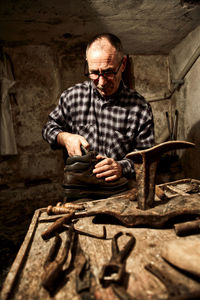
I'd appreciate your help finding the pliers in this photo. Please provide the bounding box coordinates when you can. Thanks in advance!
[99,231,136,287]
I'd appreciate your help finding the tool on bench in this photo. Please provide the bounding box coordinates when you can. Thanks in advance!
[41,212,75,240]
[174,218,200,236]
[41,210,108,241]
[42,227,75,294]
[99,231,135,287]
[166,110,178,141]
[126,141,195,210]
[63,223,108,239]
[47,202,85,215]
[75,234,94,300]
[145,262,188,298]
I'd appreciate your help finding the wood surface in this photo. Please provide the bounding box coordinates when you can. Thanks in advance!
[1,179,200,300]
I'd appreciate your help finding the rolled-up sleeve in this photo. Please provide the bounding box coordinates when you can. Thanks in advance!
[42,91,70,149]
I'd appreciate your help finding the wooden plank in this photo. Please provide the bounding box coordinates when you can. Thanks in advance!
[1,208,45,300]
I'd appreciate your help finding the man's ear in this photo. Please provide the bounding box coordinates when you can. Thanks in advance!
[121,55,127,72]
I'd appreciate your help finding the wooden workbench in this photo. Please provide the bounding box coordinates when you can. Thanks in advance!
[1,179,200,300]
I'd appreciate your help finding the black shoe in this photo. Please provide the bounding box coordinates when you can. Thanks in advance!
[63,150,129,200]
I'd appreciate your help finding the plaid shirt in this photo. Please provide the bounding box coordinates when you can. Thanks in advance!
[42,81,154,178]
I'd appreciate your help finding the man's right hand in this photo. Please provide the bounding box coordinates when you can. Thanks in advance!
[57,132,89,156]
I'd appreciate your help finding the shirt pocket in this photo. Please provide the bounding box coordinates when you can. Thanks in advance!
[73,122,96,142]
[108,130,135,159]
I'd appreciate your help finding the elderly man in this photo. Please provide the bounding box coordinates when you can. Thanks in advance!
[42,33,154,187]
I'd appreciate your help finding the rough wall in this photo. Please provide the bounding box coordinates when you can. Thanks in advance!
[131,55,170,142]
[169,26,200,179]
[0,46,62,256]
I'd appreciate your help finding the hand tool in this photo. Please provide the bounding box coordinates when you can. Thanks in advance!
[99,231,135,287]
[56,201,85,210]
[42,227,75,294]
[174,218,200,236]
[41,211,75,240]
[47,202,85,215]
[172,110,178,141]
[43,233,62,269]
[47,205,76,215]
[145,262,187,298]
[166,112,172,140]
[64,223,108,239]
[126,140,195,210]
[75,234,94,300]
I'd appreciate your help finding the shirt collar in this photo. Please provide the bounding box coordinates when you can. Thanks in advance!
[91,80,125,102]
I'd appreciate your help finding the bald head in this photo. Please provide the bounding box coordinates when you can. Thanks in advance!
[86,33,124,62]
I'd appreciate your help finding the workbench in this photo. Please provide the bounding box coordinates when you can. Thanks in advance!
[1,179,200,300]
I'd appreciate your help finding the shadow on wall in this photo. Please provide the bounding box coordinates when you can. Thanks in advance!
[181,120,200,180]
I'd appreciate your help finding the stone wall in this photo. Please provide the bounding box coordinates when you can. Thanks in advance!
[131,54,171,142]
[168,26,200,179]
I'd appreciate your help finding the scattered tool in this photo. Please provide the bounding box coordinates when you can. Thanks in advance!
[126,141,195,210]
[42,227,74,294]
[75,234,94,300]
[63,224,108,239]
[47,202,85,215]
[166,110,179,141]
[145,263,187,298]
[56,202,85,210]
[47,205,76,215]
[166,112,172,140]
[99,231,135,287]
[174,219,200,236]
[41,212,75,240]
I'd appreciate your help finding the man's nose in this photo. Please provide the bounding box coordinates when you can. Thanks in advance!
[98,74,107,85]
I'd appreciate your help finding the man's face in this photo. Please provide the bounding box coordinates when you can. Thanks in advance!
[86,39,126,97]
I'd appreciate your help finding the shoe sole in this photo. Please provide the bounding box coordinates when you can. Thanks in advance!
[63,186,128,201]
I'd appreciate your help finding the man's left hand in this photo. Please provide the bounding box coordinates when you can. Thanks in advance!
[93,155,122,181]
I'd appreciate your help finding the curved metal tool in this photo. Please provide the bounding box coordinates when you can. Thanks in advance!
[126,141,195,210]
[99,231,135,286]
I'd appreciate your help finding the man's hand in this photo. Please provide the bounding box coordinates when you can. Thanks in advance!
[93,155,122,181]
[57,132,89,156]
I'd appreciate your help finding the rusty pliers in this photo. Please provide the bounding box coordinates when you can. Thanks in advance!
[99,231,135,287]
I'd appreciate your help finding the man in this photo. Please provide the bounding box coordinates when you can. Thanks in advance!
[42,33,154,181]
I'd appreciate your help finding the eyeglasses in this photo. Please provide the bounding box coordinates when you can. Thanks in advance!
[85,58,123,80]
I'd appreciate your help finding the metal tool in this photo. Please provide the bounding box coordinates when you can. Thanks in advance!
[174,218,200,236]
[99,231,135,287]
[75,234,94,300]
[145,263,188,298]
[126,141,195,210]
[41,211,75,240]
[166,112,172,140]
[42,227,75,294]
[166,110,179,141]
[64,223,108,239]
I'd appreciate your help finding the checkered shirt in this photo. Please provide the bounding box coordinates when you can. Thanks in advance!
[42,81,155,178]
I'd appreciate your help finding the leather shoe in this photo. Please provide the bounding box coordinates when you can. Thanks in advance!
[63,150,128,200]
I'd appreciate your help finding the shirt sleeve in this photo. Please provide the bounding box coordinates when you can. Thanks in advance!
[119,99,155,178]
[42,91,70,149]
[118,158,135,178]
[135,101,155,150]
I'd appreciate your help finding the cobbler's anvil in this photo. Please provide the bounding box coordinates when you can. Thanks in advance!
[126,141,195,210]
